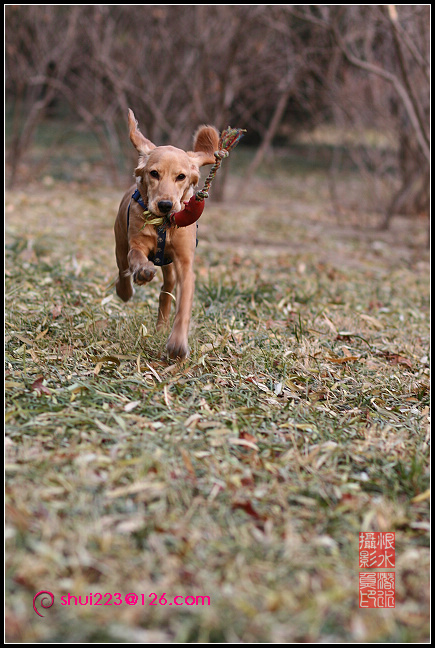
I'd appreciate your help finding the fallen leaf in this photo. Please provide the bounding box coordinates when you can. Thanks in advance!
[231,500,264,521]
[30,376,51,396]
[360,313,384,330]
[327,356,360,364]
[180,448,196,477]
[240,431,257,444]
[323,313,337,333]
[410,489,430,504]
[94,356,121,375]
[51,304,63,318]
[107,481,166,498]
[35,329,49,340]
[124,401,141,412]
[140,324,149,337]
[230,437,259,451]
[145,362,162,382]
[385,353,413,369]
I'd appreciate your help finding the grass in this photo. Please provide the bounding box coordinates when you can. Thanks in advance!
[5,141,430,642]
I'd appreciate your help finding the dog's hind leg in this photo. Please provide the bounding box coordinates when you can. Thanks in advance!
[157,264,176,330]
[166,254,195,360]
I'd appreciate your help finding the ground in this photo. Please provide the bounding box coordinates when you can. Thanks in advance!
[5,157,430,642]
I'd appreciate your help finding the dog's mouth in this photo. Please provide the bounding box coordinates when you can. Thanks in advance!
[142,204,178,226]
[149,202,180,219]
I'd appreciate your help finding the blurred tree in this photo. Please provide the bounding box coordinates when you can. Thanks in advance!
[5,6,81,186]
[288,5,430,224]
[5,5,429,224]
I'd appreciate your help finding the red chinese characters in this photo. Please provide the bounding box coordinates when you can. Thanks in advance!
[359,572,395,608]
[359,532,395,568]
[359,532,396,608]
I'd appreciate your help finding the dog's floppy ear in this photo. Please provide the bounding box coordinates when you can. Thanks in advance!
[128,109,156,157]
[188,125,220,167]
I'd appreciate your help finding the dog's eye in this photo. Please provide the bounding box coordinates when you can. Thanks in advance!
[150,170,159,179]
[176,174,186,181]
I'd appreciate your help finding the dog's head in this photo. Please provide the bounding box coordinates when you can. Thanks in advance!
[128,109,219,218]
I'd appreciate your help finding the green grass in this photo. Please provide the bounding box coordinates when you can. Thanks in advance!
[5,153,430,642]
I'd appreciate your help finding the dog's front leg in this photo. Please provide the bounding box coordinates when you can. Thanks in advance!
[128,247,157,285]
[166,257,195,360]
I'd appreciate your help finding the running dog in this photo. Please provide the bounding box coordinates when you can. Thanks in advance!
[114,109,219,359]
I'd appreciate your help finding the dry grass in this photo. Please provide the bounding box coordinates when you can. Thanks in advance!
[5,155,430,642]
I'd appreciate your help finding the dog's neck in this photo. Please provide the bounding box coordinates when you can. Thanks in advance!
[135,178,148,208]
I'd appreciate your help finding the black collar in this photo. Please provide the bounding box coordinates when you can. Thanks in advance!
[127,189,172,266]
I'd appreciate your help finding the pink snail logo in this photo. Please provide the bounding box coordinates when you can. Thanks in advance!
[33,590,55,617]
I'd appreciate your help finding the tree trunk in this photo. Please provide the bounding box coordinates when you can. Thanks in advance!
[243,85,293,186]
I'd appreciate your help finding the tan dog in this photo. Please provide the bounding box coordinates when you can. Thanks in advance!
[114,109,219,359]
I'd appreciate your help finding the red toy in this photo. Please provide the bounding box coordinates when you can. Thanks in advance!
[170,195,205,228]
[167,126,245,228]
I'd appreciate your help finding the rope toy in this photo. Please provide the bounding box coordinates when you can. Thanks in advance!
[141,126,246,229]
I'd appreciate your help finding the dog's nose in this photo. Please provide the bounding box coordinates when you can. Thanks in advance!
[157,200,173,214]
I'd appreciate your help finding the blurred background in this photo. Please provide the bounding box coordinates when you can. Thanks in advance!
[5,5,430,230]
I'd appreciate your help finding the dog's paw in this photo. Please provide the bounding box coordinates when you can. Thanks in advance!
[116,277,134,302]
[133,262,156,285]
[166,336,189,361]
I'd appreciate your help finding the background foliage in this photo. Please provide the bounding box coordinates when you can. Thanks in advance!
[5,5,430,225]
